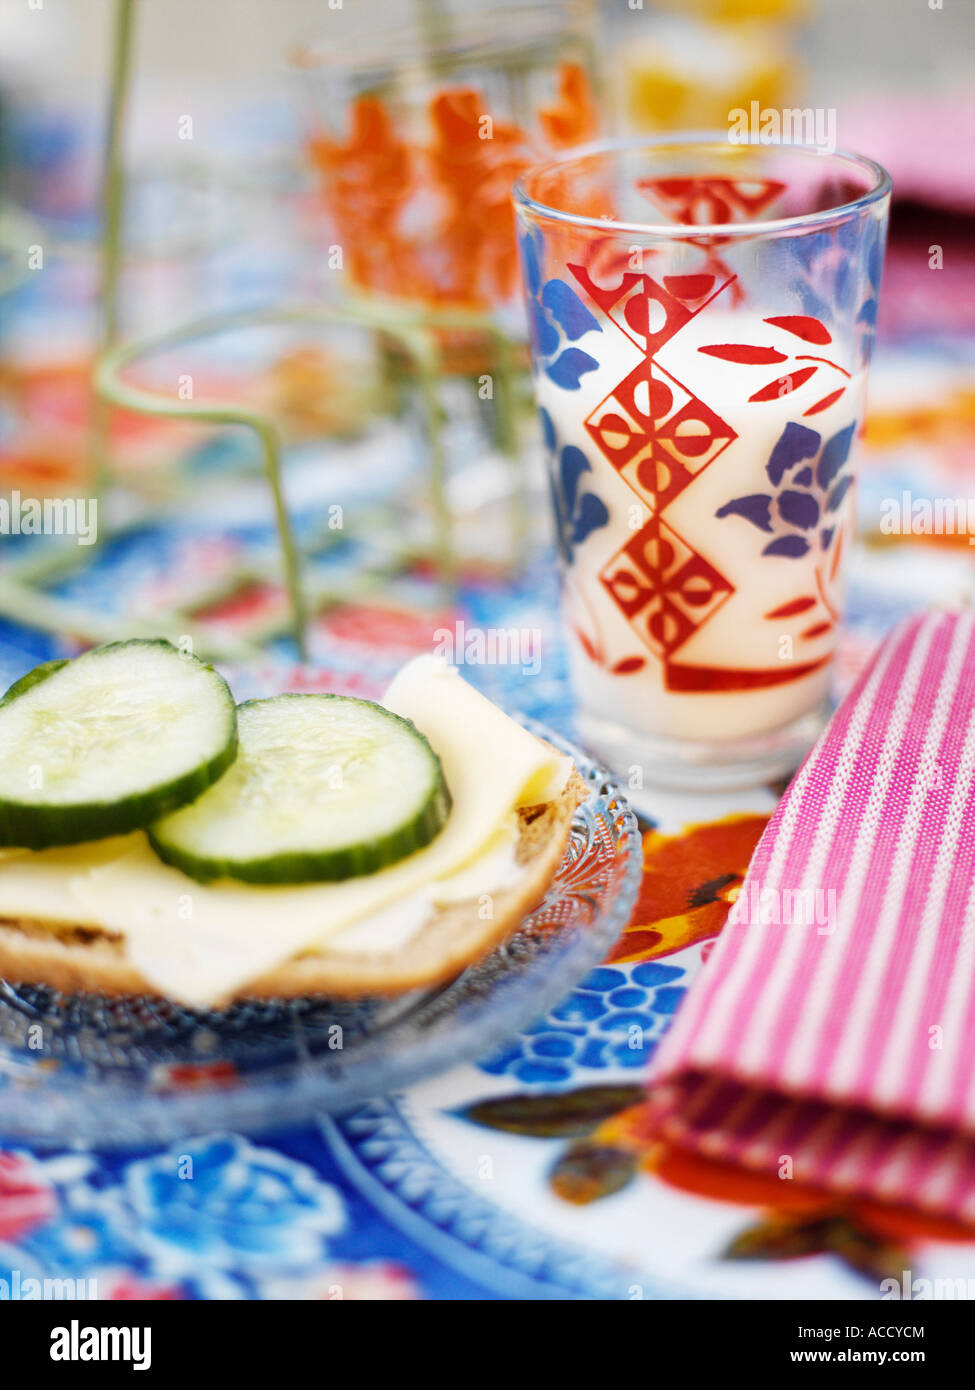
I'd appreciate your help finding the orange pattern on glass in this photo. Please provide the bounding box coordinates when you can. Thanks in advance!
[309,63,598,310]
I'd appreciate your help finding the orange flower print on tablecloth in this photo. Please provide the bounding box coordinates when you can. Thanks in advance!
[499,1094,975,1279]
[606,813,770,965]
[624,1114,975,1282]
[462,1087,975,1277]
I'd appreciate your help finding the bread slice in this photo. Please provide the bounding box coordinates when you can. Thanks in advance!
[0,768,588,1005]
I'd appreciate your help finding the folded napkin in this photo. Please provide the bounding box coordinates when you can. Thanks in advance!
[647,609,975,1221]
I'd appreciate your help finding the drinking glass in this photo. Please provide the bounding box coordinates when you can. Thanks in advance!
[514,136,890,789]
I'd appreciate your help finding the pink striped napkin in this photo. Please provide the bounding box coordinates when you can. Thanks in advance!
[647,609,975,1221]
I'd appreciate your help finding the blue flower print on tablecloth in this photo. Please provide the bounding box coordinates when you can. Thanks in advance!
[478,962,686,1082]
[716,420,856,559]
[0,1149,137,1276]
[518,224,601,390]
[540,407,609,565]
[124,1134,344,1274]
[16,1187,142,1276]
[0,1149,190,1299]
[255,1262,419,1301]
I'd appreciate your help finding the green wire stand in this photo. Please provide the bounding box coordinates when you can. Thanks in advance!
[94,301,470,661]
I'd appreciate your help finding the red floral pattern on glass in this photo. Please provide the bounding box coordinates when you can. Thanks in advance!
[564,263,846,692]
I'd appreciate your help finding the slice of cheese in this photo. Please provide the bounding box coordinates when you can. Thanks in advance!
[384,656,569,812]
[313,815,521,955]
[0,657,570,1006]
[320,887,435,956]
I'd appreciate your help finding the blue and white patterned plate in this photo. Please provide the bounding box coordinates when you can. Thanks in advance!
[0,718,641,1148]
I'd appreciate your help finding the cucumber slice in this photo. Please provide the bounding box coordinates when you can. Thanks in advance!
[148,694,451,885]
[0,640,238,848]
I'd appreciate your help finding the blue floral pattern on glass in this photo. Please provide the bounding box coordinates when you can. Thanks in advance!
[716,419,857,559]
[518,225,601,390]
[790,212,887,366]
[540,407,609,564]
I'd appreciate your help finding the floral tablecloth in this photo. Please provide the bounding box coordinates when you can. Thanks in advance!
[1,282,974,1299]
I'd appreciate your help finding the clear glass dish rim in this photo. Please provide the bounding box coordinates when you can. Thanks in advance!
[513,132,893,241]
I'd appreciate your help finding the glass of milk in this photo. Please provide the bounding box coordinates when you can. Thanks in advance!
[514,136,890,791]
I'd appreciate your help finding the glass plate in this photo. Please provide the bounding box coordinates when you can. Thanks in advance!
[0,719,641,1148]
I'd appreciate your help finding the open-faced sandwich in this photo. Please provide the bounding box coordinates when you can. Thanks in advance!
[0,641,585,1008]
